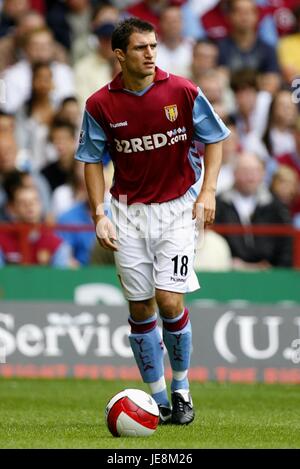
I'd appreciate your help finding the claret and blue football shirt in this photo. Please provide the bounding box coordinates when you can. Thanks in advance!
[75,67,230,205]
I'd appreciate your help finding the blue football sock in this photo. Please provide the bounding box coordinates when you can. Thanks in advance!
[128,314,170,407]
[161,308,192,392]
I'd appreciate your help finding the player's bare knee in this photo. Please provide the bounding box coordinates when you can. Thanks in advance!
[129,298,156,322]
[155,290,184,319]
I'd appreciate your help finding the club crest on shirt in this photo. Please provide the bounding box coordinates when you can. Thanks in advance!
[164,104,178,122]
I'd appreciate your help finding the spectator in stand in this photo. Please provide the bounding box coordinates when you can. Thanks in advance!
[111,0,137,7]
[262,89,298,158]
[277,116,300,178]
[217,0,281,94]
[56,160,113,266]
[197,69,228,121]
[90,240,115,265]
[0,111,15,134]
[0,133,51,216]
[80,159,115,266]
[294,213,300,229]
[0,132,30,175]
[75,6,120,109]
[0,9,44,72]
[51,159,87,218]
[0,9,68,73]
[190,38,219,83]
[0,27,75,114]
[46,0,93,64]
[216,120,240,194]
[156,5,194,78]
[215,152,293,269]
[126,0,201,38]
[278,6,300,85]
[16,62,56,171]
[54,97,81,131]
[230,69,272,148]
[257,0,298,41]
[201,0,231,40]
[0,169,46,221]
[56,198,95,266]
[41,121,77,192]
[270,165,300,221]
[1,170,31,220]
[201,0,298,46]
[90,3,120,34]
[276,116,300,217]
[29,0,46,14]
[0,185,72,267]
[190,38,236,117]
[0,0,29,37]
[126,0,169,35]
[194,229,233,271]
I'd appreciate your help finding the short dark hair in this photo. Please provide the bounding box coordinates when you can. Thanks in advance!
[293,6,300,22]
[111,17,155,52]
[49,121,76,140]
[230,68,258,92]
[194,38,218,48]
[61,96,78,106]
[31,61,52,76]
[2,170,30,202]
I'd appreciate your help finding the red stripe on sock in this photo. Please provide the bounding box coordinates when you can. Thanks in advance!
[128,318,157,334]
[163,308,189,332]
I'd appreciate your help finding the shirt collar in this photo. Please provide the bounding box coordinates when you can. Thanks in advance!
[108,67,169,91]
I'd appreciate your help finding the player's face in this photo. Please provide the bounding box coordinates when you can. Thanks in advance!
[122,31,157,78]
[12,188,42,224]
[229,0,258,32]
[234,156,265,196]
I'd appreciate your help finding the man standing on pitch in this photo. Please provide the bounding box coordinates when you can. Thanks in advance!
[76,18,230,425]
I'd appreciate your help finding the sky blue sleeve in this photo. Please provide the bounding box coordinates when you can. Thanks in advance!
[75,109,108,163]
[193,88,231,144]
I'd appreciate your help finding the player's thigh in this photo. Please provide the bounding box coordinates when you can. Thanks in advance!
[114,236,155,301]
[111,197,154,301]
[153,192,199,294]
[153,228,197,293]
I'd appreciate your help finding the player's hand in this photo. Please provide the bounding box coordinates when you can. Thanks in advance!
[192,188,216,227]
[95,215,118,251]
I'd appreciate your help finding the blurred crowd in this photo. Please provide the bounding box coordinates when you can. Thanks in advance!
[0,0,299,270]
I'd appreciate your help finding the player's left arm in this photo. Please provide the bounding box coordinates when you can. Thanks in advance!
[193,141,223,226]
[192,87,231,226]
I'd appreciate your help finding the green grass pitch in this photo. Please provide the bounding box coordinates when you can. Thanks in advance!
[0,378,300,449]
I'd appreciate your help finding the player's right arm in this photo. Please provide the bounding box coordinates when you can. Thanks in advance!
[75,107,118,251]
[84,162,118,251]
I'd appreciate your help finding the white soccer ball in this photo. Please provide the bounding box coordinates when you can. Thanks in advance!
[105,388,159,437]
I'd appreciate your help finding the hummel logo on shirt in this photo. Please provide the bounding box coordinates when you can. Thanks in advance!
[110,121,128,128]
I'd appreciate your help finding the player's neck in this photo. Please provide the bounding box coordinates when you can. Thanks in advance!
[122,71,155,92]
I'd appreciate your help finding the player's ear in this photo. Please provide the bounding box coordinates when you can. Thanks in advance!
[114,48,126,63]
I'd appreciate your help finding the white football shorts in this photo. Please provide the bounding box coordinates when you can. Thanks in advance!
[110,190,200,301]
